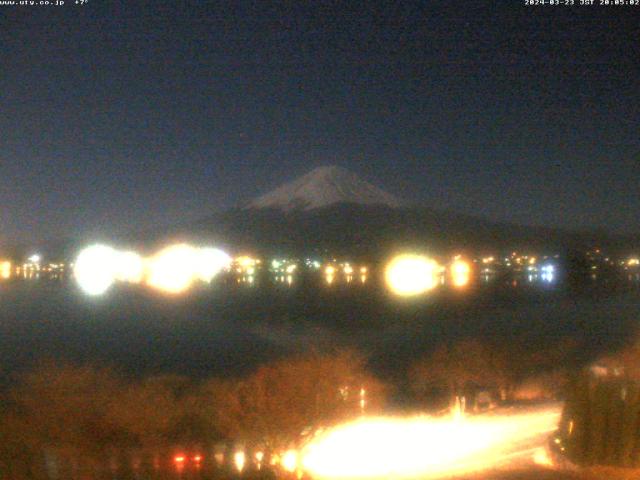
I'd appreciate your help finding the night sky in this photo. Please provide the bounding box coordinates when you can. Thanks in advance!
[1,2,638,245]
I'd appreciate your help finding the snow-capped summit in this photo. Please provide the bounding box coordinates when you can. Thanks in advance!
[246,165,403,211]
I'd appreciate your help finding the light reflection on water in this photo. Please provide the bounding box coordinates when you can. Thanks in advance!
[41,449,254,480]
[5,259,640,296]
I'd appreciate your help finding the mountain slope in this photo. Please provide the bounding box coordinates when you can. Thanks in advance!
[125,167,639,259]
[246,165,403,211]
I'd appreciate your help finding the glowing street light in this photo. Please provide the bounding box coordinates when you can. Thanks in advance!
[74,244,119,296]
[114,250,144,284]
[0,261,11,280]
[196,247,232,282]
[236,256,257,268]
[282,450,298,473]
[234,451,246,473]
[450,258,471,288]
[325,265,336,285]
[146,244,198,294]
[384,254,439,296]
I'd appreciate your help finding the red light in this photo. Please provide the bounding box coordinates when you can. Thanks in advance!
[193,455,202,462]
[174,455,186,464]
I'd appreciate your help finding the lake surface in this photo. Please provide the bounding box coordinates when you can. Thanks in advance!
[1,277,639,383]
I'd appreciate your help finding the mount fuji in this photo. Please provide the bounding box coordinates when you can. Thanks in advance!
[30,167,638,262]
[247,165,403,211]
[125,165,628,258]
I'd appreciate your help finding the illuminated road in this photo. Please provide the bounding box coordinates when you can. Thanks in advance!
[474,403,562,470]
[301,402,563,480]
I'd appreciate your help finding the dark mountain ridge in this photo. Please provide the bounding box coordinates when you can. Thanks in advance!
[8,166,639,261]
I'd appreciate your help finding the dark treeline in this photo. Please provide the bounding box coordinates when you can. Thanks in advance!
[0,350,386,480]
[0,332,589,480]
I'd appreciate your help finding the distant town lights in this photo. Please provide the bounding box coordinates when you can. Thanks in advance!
[236,256,257,268]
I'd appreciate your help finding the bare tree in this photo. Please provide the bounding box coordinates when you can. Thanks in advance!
[409,339,513,406]
[201,350,387,449]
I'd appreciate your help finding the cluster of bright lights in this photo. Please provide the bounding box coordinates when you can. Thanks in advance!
[540,264,555,283]
[384,254,440,296]
[12,253,45,280]
[74,243,231,296]
[0,256,69,281]
[147,244,231,293]
[271,259,297,273]
[305,258,322,269]
[233,255,259,284]
[235,256,259,271]
[172,452,203,469]
[300,406,561,479]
